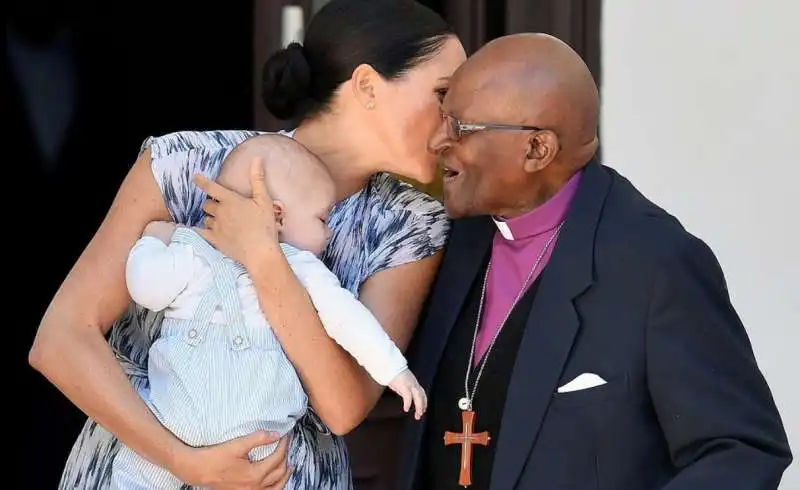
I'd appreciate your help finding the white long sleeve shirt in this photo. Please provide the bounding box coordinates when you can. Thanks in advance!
[126,230,408,385]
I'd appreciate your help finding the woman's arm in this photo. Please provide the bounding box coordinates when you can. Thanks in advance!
[288,249,412,387]
[248,251,441,433]
[30,149,184,464]
[196,162,442,434]
[29,151,289,489]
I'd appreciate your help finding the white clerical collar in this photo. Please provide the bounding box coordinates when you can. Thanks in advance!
[489,171,585,242]
[492,217,515,240]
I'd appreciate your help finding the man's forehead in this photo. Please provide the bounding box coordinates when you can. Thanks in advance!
[443,77,479,113]
[444,66,518,120]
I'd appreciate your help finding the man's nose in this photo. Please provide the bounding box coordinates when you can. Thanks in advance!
[428,118,451,155]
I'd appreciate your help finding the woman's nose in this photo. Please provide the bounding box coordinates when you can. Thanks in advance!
[427,118,451,155]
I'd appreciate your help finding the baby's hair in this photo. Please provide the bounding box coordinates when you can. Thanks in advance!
[218,134,331,199]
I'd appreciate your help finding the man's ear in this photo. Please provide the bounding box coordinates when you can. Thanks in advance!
[523,130,560,173]
[351,63,379,109]
[273,200,286,229]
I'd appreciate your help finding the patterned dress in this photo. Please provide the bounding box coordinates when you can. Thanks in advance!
[59,130,450,489]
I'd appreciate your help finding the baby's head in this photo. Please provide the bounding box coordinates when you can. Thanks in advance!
[218,134,335,256]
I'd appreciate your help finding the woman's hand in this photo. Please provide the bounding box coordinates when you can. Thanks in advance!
[194,158,280,268]
[175,431,292,489]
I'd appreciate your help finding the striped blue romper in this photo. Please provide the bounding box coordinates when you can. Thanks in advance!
[58,130,450,489]
[111,228,308,489]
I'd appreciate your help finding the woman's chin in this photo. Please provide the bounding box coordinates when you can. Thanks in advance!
[390,153,438,185]
[395,168,432,186]
[413,171,435,185]
[416,157,441,185]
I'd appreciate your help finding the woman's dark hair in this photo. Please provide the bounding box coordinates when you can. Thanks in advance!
[261,0,454,121]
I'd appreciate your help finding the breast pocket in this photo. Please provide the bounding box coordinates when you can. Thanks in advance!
[549,374,628,410]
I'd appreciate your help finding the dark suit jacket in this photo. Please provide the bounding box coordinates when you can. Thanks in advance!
[398,162,792,490]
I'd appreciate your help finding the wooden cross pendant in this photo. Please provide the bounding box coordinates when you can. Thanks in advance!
[443,409,491,487]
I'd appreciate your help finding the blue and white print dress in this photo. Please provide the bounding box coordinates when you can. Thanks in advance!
[58,130,450,489]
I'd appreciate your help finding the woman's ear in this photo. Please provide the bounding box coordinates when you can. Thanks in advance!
[351,63,379,110]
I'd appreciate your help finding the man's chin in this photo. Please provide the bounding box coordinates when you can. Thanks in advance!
[443,195,468,219]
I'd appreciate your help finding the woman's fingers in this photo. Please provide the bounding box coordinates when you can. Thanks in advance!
[263,466,292,489]
[202,198,219,217]
[253,435,290,486]
[249,158,273,204]
[194,173,232,202]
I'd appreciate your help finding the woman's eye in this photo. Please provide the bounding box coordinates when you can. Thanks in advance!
[435,87,448,102]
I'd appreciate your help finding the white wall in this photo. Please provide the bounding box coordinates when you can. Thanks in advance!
[602,0,799,487]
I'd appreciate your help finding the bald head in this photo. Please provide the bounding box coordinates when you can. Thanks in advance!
[432,33,600,219]
[455,33,599,164]
[218,133,331,204]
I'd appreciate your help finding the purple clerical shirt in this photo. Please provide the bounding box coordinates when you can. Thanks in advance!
[473,171,583,364]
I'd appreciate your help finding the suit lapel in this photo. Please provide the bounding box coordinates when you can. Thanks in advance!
[490,162,612,490]
[401,217,494,488]
[414,216,495,390]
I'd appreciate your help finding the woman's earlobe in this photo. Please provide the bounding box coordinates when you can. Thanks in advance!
[351,63,378,108]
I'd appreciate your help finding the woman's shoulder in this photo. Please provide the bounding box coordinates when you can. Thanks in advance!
[141,129,264,159]
[355,173,450,271]
[365,173,447,221]
[144,129,263,225]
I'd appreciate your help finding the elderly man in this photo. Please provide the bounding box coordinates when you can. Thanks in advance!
[398,33,792,490]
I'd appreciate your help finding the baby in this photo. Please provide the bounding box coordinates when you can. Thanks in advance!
[110,134,426,489]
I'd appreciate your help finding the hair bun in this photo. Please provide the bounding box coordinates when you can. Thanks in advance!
[261,42,313,120]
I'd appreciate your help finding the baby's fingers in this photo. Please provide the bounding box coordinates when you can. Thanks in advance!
[413,387,427,420]
[402,389,413,413]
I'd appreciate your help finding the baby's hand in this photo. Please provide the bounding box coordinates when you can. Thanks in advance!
[143,220,178,245]
[388,369,427,420]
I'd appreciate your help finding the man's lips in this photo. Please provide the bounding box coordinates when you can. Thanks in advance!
[442,166,460,181]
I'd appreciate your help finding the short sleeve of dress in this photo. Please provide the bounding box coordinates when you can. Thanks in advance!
[141,130,260,226]
[364,174,450,277]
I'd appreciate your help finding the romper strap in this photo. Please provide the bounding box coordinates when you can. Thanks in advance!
[171,226,223,262]
[210,259,251,350]
[172,226,250,349]
[184,283,220,346]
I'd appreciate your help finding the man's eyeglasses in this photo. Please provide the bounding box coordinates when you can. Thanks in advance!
[441,112,542,141]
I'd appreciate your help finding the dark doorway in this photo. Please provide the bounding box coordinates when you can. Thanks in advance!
[12,3,254,487]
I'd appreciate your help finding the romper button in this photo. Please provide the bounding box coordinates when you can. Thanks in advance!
[234,336,243,345]
[188,329,198,339]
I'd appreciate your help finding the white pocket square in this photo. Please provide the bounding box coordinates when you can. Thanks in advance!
[557,373,607,393]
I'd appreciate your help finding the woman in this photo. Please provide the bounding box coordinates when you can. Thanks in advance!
[29,0,466,489]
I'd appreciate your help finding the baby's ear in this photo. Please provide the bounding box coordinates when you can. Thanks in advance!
[273,200,286,228]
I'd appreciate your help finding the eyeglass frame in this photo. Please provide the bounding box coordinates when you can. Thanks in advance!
[440,112,543,141]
